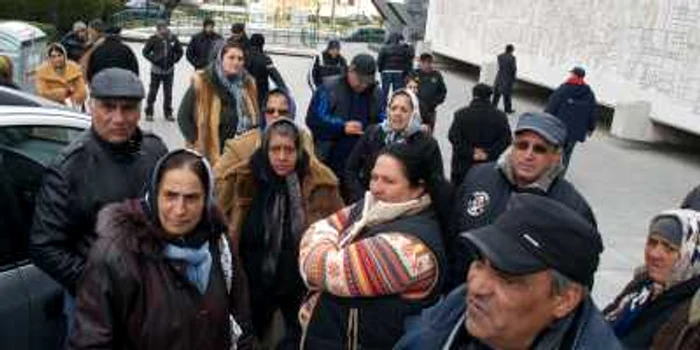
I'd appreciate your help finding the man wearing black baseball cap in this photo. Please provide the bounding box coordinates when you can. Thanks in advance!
[396,194,622,350]
[450,111,595,289]
[29,68,168,334]
[306,53,384,201]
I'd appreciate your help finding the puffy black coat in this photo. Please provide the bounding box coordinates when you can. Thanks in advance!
[545,82,597,143]
[377,34,414,73]
[494,52,516,93]
[186,31,223,69]
[142,33,183,70]
[310,51,347,89]
[344,125,444,203]
[28,128,167,295]
[69,200,253,350]
[448,98,511,185]
[61,31,88,62]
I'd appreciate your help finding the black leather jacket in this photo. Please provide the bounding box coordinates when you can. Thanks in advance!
[29,128,167,295]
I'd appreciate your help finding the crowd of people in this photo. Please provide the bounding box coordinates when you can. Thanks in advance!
[1,16,696,350]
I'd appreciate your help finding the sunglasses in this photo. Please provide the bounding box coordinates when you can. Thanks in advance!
[513,140,554,155]
[264,108,289,115]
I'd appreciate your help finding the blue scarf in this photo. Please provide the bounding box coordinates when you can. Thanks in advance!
[164,242,212,294]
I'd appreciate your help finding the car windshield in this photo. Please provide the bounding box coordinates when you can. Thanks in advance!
[0,125,83,166]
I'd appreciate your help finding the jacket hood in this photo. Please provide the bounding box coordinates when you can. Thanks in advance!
[142,149,223,240]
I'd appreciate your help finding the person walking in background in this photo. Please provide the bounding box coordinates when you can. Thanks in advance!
[247,33,288,109]
[449,83,511,186]
[344,89,443,204]
[298,143,447,350]
[228,22,250,52]
[0,55,18,89]
[377,32,414,104]
[308,39,347,91]
[604,209,700,349]
[306,54,385,201]
[34,43,87,108]
[493,44,517,114]
[219,119,343,349]
[404,72,419,95]
[545,66,597,170]
[61,21,89,63]
[29,68,167,336]
[178,41,259,166]
[186,18,223,70]
[143,20,183,121]
[414,53,447,132]
[69,150,254,350]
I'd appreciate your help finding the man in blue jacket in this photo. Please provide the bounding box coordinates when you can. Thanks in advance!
[395,194,622,350]
[306,53,385,200]
[545,66,597,170]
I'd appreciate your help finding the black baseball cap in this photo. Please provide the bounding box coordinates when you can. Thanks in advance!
[350,54,377,85]
[462,193,602,288]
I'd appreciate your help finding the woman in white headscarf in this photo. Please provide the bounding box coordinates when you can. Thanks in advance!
[344,88,444,204]
[604,209,700,349]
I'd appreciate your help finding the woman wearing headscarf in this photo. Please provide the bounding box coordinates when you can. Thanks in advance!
[35,43,87,107]
[178,40,259,165]
[344,88,444,204]
[69,149,253,350]
[604,209,700,349]
[0,55,18,89]
[220,118,343,349]
[298,142,448,350]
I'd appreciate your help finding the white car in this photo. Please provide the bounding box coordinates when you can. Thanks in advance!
[0,104,90,349]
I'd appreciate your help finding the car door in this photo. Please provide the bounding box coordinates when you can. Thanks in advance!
[0,123,84,350]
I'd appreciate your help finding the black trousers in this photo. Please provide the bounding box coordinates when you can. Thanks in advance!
[492,88,513,112]
[146,71,174,116]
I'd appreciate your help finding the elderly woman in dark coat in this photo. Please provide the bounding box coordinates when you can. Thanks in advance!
[69,149,253,350]
[604,209,700,349]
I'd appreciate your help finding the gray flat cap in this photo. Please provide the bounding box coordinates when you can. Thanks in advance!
[515,111,567,147]
[90,68,145,100]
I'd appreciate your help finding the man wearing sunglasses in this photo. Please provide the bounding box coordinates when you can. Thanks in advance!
[447,111,596,289]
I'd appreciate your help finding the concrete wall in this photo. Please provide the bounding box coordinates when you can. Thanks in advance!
[425,0,700,136]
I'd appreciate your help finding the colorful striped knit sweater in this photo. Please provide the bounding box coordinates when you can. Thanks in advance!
[298,195,439,301]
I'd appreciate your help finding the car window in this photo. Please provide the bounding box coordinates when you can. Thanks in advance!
[0,125,81,268]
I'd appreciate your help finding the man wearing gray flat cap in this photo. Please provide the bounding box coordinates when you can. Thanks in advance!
[447,111,596,289]
[29,68,168,335]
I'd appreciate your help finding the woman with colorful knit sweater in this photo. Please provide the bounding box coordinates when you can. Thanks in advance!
[298,142,447,350]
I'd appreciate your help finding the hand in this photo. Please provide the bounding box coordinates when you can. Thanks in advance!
[473,148,488,161]
[420,124,432,133]
[344,121,364,135]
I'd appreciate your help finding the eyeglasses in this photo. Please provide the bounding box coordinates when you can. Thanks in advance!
[513,140,554,155]
[264,108,289,116]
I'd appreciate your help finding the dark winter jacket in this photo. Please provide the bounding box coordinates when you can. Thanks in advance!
[142,32,183,74]
[448,98,512,185]
[603,273,700,349]
[29,128,167,295]
[186,30,223,69]
[415,69,447,115]
[681,185,700,210]
[394,284,623,350]
[494,52,516,93]
[344,124,443,203]
[68,200,253,350]
[545,80,597,143]
[61,31,88,62]
[449,158,595,289]
[377,33,414,73]
[310,50,348,89]
[305,77,385,176]
[246,46,287,109]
